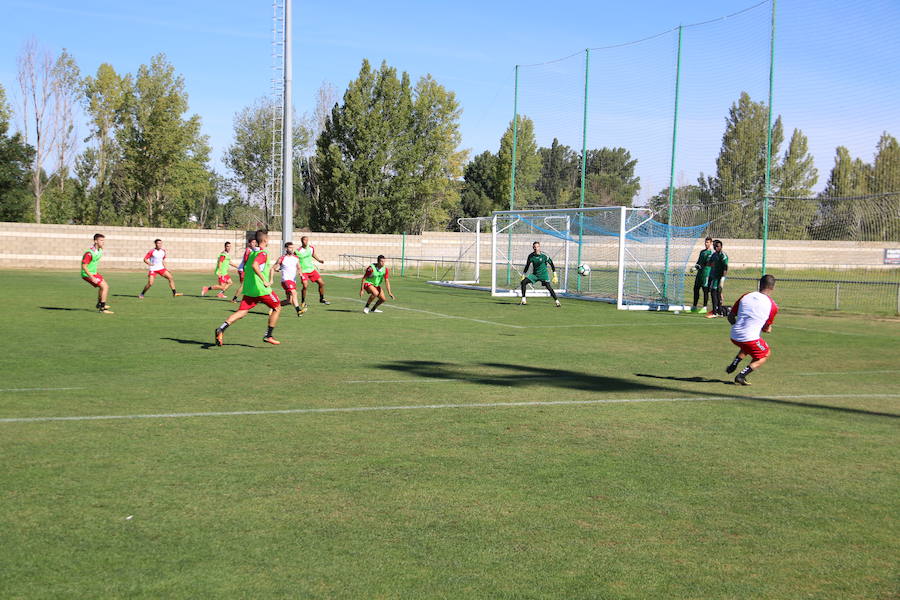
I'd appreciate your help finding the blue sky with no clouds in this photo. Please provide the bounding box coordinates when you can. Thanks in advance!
[1,0,897,201]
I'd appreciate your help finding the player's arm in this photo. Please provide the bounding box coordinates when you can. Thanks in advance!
[727,293,746,325]
[273,255,284,272]
[522,253,532,277]
[547,256,556,272]
[359,267,372,296]
[384,268,394,299]
[762,301,778,333]
[143,250,152,266]
[312,247,325,265]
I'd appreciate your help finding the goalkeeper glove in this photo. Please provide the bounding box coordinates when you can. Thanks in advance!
[551,272,558,285]
[689,266,697,275]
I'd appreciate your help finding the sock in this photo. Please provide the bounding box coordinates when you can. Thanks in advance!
[265,326,274,338]
[738,366,753,377]
[172,289,177,295]
[295,305,301,313]
[217,322,229,332]
[729,355,742,369]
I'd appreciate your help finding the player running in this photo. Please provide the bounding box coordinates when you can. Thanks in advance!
[690,236,714,314]
[274,242,303,317]
[297,235,329,312]
[81,233,113,314]
[231,237,259,303]
[215,230,281,346]
[139,239,181,298]
[725,274,778,385]
[360,255,394,314]
[201,241,236,299]
[705,239,729,318]
[520,241,560,307]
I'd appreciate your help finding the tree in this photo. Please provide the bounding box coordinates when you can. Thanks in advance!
[496,115,542,209]
[537,139,579,207]
[461,150,499,217]
[768,128,818,239]
[699,92,784,237]
[0,84,35,221]
[313,59,465,233]
[582,147,640,207]
[51,49,80,192]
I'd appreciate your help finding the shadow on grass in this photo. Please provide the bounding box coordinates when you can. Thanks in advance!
[160,337,255,350]
[40,306,96,313]
[112,294,140,298]
[327,309,359,313]
[635,373,731,385]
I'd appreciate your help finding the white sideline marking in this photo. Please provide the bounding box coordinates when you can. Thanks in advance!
[1,393,897,424]
[794,369,900,376]
[0,387,84,393]
[337,297,523,329]
[345,379,463,384]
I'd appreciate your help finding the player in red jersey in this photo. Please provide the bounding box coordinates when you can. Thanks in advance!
[201,241,237,299]
[215,230,281,346]
[231,237,259,303]
[81,233,112,313]
[274,241,304,317]
[725,274,779,386]
[139,239,181,298]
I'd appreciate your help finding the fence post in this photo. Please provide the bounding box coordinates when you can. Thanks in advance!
[896,283,900,315]
[834,282,840,310]
[762,0,777,276]
[401,232,406,277]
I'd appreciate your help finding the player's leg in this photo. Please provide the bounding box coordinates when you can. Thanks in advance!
[363,284,378,312]
[520,277,532,304]
[541,280,561,307]
[215,295,255,345]
[726,350,747,374]
[300,278,308,305]
[735,340,769,385]
[692,276,701,310]
[140,273,154,298]
[702,285,710,312]
[97,278,112,313]
[232,274,244,303]
[371,289,387,312]
[317,279,328,304]
[162,271,180,296]
[263,293,282,344]
[707,285,721,318]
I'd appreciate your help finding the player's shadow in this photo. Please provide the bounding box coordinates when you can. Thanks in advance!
[635,373,731,385]
[160,337,255,350]
[377,360,705,396]
[39,306,96,313]
[112,294,140,298]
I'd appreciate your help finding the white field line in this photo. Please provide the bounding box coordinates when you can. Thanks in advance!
[793,369,900,376]
[336,297,523,329]
[1,393,897,424]
[0,387,85,393]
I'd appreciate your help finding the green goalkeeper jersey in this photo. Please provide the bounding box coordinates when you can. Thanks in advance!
[695,248,713,280]
[709,251,729,278]
[524,252,554,281]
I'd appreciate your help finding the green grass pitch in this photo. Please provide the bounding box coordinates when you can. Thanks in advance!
[1,270,898,599]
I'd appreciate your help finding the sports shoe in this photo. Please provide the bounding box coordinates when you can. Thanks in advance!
[138,294,144,299]
[320,298,330,305]
[216,292,226,299]
[520,297,527,305]
[231,297,238,304]
[214,329,224,347]
[555,300,561,308]
[363,307,370,314]
[262,336,281,345]
[725,362,740,374]
[299,303,308,314]
[296,309,303,317]
[372,309,383,313]
[734,373,751,386]
[173,292,183,297]
[698,307,708,314]
[704,313,717,319]
[98,307,114,314]
[201,286,209,296]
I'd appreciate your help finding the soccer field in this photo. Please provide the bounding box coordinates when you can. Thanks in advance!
[2,270,898,599]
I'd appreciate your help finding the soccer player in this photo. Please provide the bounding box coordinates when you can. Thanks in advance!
[360,255,394,314]
[297,235,329,311]
[215,230,281,346]
[231,237,259,303]
[201,242,236,299]
[81,233,113,314]
[705,239,729,318]
[139,239,181,298]
[725,274,778,385]
[520,241,560,307]
[690,236,714,313]
[274,241,303,317]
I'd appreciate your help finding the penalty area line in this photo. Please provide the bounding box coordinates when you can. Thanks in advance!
[336,297,523,328]
[1,393,898,424]
[0,387,85,393]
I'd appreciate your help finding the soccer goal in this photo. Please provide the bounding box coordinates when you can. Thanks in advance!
[486,206,707,310]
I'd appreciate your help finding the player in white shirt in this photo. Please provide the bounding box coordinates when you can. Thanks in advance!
[725,274,779,386]
[140,239,181,298]
[274,242,303,317]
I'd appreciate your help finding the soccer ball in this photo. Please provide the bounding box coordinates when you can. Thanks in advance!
[577,263,591,276]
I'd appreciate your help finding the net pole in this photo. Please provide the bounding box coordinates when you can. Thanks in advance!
[576,49,590,292]
[762,0,777,276]
[506,66,519,286]
[281,0,293,244]
[401,231,406,277]
[616,206,627,309]
[663,25,683,303]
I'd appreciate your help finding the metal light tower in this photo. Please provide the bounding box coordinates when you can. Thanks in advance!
[281,0,293,244]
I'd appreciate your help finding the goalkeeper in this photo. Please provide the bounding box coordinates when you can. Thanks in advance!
[520,241,561,307]
[690,236,714,313]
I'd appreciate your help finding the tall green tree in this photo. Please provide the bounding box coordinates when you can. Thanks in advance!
[581,147,640,207]
[537,139,579,207]
[870,132,900,241]
[313,59,465,233]
[768,128,818,239]
[461,150,499,217]
[496,115,542,209]
[0,83,35,221]
[699,92,784,237]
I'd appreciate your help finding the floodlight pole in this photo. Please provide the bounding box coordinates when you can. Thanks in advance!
[281,0,293,244]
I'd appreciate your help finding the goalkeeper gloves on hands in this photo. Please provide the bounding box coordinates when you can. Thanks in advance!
[551,272,558,285]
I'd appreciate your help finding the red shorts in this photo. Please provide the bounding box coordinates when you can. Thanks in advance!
[238,293,281,311]
[731,338,770,360]
[149,268,169,278]
[218,275,232,285]
[82,273,104,288]
[239,271,245,283]
[301,270,322,283]
[363,282,381,295]
[281,280,297,292]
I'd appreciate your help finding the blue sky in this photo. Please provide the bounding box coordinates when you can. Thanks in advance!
[1,0,897,202]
